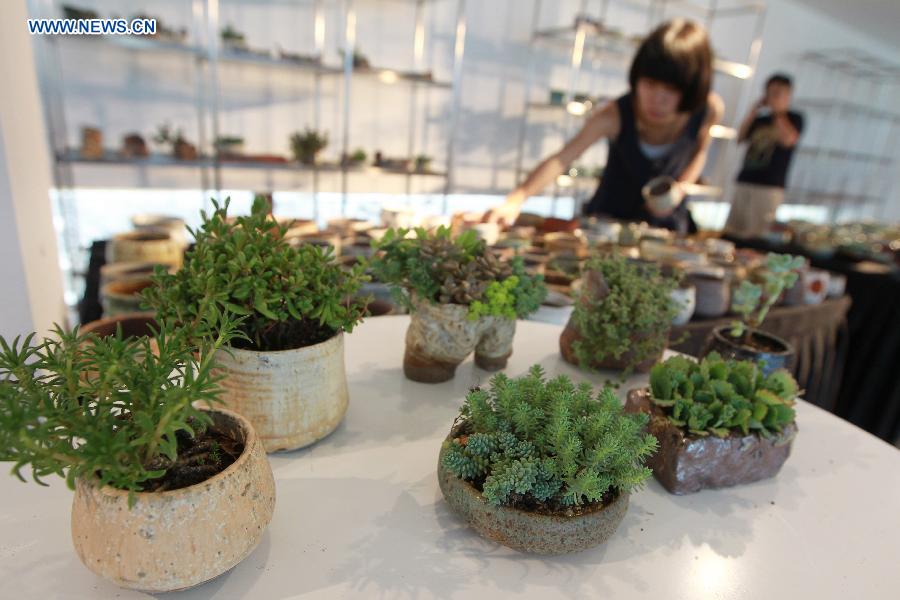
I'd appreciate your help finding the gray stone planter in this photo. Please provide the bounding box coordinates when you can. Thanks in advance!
[625,388,797,495]
[437,427,629,555]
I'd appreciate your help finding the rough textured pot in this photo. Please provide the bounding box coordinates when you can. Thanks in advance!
[687,273,731,318]
[625,388,797,494]
[71,409,275,592]
[107,231,183,268]
[80,313,158,339]
[100,276,155,317]
[670,284,696,326]
[702,325,796,376]
[438,425,628,554]
[544,232,588,257]
[100,261,167,288]
[131,215,189,248]
[213,333,349,452]
[403,298,515,383]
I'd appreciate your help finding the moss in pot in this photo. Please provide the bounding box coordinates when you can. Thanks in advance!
[560,254,679,376]
[0,315,275,592]
[369,227,546,383]
[439,366,657,554]
[625,353,799,494]
[703,252,803,375]
[143,196,368,452]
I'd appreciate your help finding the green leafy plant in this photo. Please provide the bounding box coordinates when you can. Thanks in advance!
[351,148,367,163]
[571,254,678,375]
[730,253,805,340]
[290,129,328,165]
[442,365,657,509]
[369,226,546,320]
[0,311,240,504]
[649,352,798,438]
[143,196,367,351]
[221,24,246,47]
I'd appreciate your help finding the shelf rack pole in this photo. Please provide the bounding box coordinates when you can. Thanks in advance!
[341,0,356,216]
[313,0,326,222]
[406,0,426,196]
[193,0,211,199]
[512,0,543,184]
[442,0,468,210]
[205,0,223,200]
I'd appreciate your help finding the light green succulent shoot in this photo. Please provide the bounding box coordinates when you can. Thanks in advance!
[730,253,805,339]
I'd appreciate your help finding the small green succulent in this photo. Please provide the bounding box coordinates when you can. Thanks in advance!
[731,253,805,339]
[649,352,798,438]
[442,365,657,509]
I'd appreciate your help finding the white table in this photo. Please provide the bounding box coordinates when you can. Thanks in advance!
[2,317,899,599]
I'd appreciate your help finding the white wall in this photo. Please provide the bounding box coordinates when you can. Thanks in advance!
[0,0,66,339]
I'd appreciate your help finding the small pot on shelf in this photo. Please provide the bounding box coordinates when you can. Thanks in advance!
[702,325,795,376]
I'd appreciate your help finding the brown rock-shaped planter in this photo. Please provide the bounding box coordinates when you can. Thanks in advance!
[71,409,275,592]
[437,430,628,554]
[403,299,516,383]
[213,333,349,452]
[624,388,797,494]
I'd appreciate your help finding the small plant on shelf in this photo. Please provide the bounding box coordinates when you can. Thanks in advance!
[369,227,546,382]
[290,128,329,166]
[443,366,657,508]
[648,352,797,438]
[730,252,805,341]
[153,122,197,160]
[220,24,247,49]
[561,254,679,375]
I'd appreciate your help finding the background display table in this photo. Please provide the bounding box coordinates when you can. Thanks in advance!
[3,317,898,599]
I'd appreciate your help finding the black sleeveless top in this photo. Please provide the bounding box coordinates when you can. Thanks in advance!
[586,93,707,233]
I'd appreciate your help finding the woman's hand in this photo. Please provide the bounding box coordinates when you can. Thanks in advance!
[484,189,526,226]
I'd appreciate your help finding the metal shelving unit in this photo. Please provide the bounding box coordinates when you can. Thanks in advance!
[513,0,764,214]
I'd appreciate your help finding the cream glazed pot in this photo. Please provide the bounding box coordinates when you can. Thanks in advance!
[213,332,349,452]
[70,409,275,593]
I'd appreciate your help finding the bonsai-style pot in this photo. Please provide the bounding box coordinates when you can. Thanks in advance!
[173,139,198,161]
[437,425,628,554]
[702,325,796,376]
[213,332,349,452]
[71,409,276,592]
[131,214,189,248]
[801,268,830,305]
[686,272,730,318]
[624,388,797,494]
[670,284,696,326]
[80,312,158,339]
[100,276,155,317]
[107,231,183,269]
[99,261,168,288]
[403,297,516,383]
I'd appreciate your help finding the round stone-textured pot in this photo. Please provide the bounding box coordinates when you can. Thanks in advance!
[403,298,516,383]
[702,325,796,376]
[71,409,275,592]
[213,333,349,452]
[670,284,696,326]
[100,276,155,317]
[437,430,629,554]
[559,319,665,373]
[131,214,189,248]
[107,231,183,268]
[687,273,730,318]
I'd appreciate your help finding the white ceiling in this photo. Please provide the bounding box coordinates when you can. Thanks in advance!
[791,0,900,50]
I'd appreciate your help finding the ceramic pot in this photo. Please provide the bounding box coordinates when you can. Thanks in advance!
[625,388,796,494]
[80,313,158,339]
[702,325,796,376]
[131,215,189,248]
[670,285,696,326]
[213,333,349,452]
[100,276,155,317]
[544,232,588,257]
[827,273,847,298]
[403,298,516,383]
[71,409,275,592]
[802,268,830,305]
[687,272,731,318]
[99,262,167,288]
[438,424,628,554]
[107,231,183,269]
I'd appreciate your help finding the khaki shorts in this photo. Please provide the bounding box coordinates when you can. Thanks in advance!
[724,183,784,238]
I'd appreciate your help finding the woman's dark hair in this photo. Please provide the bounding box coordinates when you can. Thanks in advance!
[629,19,713,113]
[766,73,793,89]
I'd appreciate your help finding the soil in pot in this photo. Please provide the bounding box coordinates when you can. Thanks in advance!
[702,325,795,375]
[231,317,336,352]
[139,424,243,492]
[80,313,158,339]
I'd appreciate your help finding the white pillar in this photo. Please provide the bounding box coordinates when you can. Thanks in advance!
[0,0,65,340]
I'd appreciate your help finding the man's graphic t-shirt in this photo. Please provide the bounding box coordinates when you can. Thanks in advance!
[736,110,804,188]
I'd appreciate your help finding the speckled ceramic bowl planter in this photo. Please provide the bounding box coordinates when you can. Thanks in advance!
[107,231,183,269]
[437,428,629,554]
[70,409,276,593]
[403,298,516,383]
[624,388,797,495]
[213,333,349,452]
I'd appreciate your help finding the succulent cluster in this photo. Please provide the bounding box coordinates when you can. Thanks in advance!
[370,227,546,320]
[442,366,657,510]
[649,353,798,438]
[731,252,805,339]
[143,196,367,351]
[0,311,239,502]
[571,254,679,374]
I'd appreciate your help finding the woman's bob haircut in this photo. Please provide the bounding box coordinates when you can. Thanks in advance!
[629,19,713,113]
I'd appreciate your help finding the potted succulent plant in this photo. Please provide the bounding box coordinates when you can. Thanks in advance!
[625,353,799,494]
[214,135,245,157]
[0,315,276,592]
[153,123,198,161]
[560,254,679,375]
[414,154,432,173]
[369,227,546,383]
[703,252,804,375]
[290,128,328,166]
[439,366,657,554]
[143,196,368,452]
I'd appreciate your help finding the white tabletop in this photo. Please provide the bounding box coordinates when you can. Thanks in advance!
[2,316,899,599]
